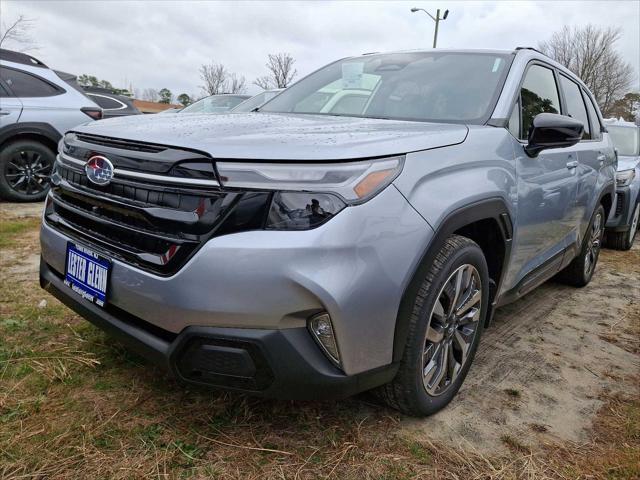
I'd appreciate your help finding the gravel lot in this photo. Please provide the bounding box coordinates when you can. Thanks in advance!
[1,200,638,478]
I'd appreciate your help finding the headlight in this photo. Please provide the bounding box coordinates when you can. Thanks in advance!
[266,192,346,230]
[217,156,405,231]
[217,155,405,204]
[616,169,636,187]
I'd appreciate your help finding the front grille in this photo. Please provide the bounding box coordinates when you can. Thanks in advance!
[615,192,625,216]
[45,135,271,275]
[74,132,168,153]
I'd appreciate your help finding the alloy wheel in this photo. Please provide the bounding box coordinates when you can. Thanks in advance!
[584,211,603,277]
[422,264,482,396]
[4,149,53,197]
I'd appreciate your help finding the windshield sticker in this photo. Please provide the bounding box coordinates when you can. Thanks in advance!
[342,63,364,89]
[492,58,502,73]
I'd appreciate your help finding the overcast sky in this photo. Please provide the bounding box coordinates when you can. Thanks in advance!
[2,0,639,99]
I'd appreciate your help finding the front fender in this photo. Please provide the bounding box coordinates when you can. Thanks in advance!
[393,127,516,229]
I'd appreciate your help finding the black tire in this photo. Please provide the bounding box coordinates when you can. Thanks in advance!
[556,205,605,287]
[376,235,489,417]
[604,203,639,251]
[0,139,55,202]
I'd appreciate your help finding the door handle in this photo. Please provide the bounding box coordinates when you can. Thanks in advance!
[566,160,578,169]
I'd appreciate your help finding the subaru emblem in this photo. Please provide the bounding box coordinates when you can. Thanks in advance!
[85,155,114,186]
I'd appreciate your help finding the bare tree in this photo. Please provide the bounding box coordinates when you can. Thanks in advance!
[253,75,273,90]
[199,63,228,95]
[253,53,297,90]
[199,62,248,95]
[539,25,635,116]
[227,73,247,94]
[142,88,159,102]
[0,15,38,51]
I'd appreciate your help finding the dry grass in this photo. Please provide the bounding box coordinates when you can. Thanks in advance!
[1,216,638,479]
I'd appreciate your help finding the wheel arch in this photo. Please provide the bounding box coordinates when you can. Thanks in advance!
[392,197,513,363]
[0,122,61,154]
[599,187,614,221]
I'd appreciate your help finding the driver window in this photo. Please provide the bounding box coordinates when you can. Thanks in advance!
[519,65,561,140]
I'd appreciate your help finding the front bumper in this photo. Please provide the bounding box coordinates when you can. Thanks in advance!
[40,259,397,399]
[606,185,639,231]
[40,184,432,380]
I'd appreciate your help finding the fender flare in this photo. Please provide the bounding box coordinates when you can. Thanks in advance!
[392,197,513,362]
[0,122,62,151]
[597,181,616,220]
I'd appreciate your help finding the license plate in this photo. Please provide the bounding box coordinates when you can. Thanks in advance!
[64,242,111,307]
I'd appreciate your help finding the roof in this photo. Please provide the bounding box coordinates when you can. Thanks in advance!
[354,48,515,58]
[603,118,638,127]
[0,48,47,68]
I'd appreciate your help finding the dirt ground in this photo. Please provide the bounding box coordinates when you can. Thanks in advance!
[1,201,638,479]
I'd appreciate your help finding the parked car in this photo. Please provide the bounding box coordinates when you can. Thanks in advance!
[82,86,141,118]
[0,49,102,201]
[603,119,640,250]
[179,94,250,114]
[40,48,616,416]
[230,89,284,113]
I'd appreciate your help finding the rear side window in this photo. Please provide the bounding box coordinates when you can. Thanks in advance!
[559,75,590,139]
[519,64,561,140]
[0,82,9,97]
[88,94,125,110]
[582,91,603,141]
[0,67,62,97]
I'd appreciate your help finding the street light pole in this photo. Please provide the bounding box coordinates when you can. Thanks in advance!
[433,9,440,48]
[411,7,449,48]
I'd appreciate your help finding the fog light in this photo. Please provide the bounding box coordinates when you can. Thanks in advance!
[308,313,341,367]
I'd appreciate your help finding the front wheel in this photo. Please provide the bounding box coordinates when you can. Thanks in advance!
[377,235,489,416]
[604,203,639,251]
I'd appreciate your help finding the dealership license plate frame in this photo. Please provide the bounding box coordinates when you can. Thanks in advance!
[64,242,112,308]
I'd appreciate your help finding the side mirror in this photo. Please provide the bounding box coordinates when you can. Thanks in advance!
[525,113,584,157]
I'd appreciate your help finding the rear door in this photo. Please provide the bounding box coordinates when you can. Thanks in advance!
[508,63,580,285]
[557,74,605,251]
[0,80,23,128]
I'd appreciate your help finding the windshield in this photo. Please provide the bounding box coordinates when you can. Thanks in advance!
[232,90,282,113]
[181,95,249,114]
[608,125,640,156]
[260,52,512,123]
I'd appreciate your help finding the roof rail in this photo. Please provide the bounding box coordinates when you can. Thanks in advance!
[0,48,48,68]
[515,46,546,56]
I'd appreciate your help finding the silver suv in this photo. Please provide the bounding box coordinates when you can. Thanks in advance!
[604,120,639,250]
[0,49,101,201]
[39,48,616,416]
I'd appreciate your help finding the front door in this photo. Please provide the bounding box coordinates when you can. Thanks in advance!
[506,63,579,288]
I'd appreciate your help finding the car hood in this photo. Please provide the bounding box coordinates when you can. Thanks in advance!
[73,112,468,161]
[617,155,640,172]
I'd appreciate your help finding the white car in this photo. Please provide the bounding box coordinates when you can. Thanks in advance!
[0,49,102,201]
[230,89,284,112]
[179,94,250,114]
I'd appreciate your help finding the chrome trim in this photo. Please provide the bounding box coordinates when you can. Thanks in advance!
[58,153,220,187]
